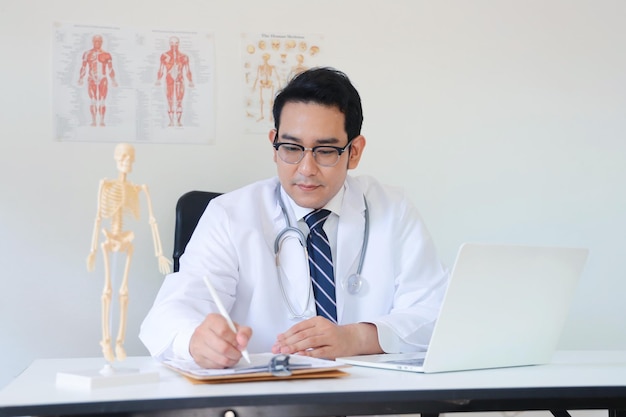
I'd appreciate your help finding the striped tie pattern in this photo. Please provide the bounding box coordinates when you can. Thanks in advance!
[304,209,337,323]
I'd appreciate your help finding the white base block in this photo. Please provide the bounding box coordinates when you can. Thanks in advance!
[56,364,159,390]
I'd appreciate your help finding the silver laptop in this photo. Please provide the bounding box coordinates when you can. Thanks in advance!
[337,243,589,373]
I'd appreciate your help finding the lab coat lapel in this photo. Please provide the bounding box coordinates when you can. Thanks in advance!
[269,191,286,252]
[271,186,315,318]
[335,180,366,321]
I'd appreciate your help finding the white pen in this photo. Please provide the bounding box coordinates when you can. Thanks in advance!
[202,276,251,364]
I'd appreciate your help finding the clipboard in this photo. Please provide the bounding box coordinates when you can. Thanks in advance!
[163,353,350,384]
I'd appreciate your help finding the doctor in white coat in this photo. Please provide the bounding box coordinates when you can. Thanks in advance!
[140,67,449,369]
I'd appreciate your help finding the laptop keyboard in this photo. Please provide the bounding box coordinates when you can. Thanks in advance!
[387,358,425,366]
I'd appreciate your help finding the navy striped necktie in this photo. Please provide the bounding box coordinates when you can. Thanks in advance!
[304,209,337,323]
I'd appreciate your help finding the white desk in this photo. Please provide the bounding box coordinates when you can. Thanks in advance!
[1,351,625,417]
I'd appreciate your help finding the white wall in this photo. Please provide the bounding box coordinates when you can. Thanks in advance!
[1,0,625,390]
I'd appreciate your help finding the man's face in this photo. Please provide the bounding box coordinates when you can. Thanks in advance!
[269,101,365,209]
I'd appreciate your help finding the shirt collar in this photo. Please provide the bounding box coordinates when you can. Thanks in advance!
[282,185,345,221]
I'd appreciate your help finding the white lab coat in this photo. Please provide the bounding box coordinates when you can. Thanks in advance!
[140,175,449,361]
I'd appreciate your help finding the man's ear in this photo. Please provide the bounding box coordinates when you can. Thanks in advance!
[269,129,278,163]
[268,129,277,144]
[347,135,366,169]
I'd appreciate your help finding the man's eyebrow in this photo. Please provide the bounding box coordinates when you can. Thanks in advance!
[277,133,301,142]
[278,133,341,145]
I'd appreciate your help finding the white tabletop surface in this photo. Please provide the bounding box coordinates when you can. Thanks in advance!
[1,350,625,409]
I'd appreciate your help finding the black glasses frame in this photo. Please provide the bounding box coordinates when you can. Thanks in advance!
[272,141,352,167]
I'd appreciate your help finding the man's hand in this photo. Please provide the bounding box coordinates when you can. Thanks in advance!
[190,313,252,368]
[271,316,382,359]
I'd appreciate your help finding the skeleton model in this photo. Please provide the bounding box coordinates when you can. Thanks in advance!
[87,143,171,363]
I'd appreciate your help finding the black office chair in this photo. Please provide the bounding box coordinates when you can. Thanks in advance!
[173,190,222,272]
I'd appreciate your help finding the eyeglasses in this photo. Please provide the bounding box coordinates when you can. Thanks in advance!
[273,141,352,167]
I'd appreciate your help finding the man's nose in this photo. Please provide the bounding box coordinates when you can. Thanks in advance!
[297,149,319,175]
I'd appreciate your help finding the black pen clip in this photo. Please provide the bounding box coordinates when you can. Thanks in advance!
[269,354,293,376]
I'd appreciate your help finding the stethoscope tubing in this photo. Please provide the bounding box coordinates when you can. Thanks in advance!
[273,184,369,293]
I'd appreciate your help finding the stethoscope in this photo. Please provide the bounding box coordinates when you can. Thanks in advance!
[273,185,369,318]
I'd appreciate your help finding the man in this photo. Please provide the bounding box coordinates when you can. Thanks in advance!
[78,34,118,127]
[156,36,194,127]
[140,67,448,368]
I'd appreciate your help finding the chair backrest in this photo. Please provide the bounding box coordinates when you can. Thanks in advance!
[173,191,222,272]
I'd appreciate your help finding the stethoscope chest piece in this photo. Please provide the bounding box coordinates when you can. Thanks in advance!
[342,273,363,295]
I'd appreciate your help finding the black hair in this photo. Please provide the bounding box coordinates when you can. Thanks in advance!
[272,67,363,141]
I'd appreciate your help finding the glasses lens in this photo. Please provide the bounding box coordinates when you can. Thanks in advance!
[314,147,340,167]
[277,144,304,164]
